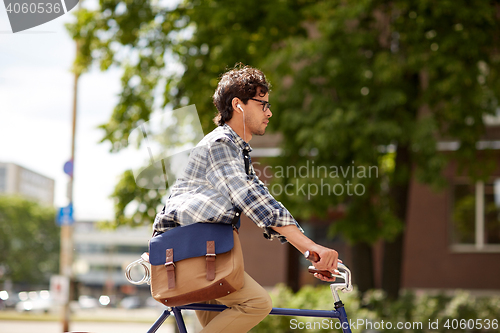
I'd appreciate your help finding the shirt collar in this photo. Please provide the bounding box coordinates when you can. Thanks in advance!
[222,124,252,152]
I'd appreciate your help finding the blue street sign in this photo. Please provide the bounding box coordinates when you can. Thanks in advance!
[57,203,74,226]
[63,160,74,177]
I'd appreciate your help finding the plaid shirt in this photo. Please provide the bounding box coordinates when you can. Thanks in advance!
[153,124,302,242]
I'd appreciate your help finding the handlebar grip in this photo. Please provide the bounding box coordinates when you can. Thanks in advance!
[304,250,335,278]
[304,250,320,262]
[308,267,336,278]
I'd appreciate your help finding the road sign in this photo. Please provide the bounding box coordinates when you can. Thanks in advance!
[50,275,69,305]
[63,160,74,177]
[57,203,74,226]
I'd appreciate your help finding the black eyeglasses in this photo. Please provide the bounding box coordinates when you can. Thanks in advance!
[249,98,271,112]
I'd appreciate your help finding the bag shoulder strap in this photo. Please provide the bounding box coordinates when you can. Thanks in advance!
[232,149,251,228]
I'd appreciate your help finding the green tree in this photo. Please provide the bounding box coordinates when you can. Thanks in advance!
[0,196,60,284]
[66,0,308,227]
[263,0,500,297]
[66,0,500,297]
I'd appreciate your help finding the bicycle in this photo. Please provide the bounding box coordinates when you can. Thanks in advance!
[125,251,353,333]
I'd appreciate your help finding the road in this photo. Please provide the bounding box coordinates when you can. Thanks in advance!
[0,307,203,333]
[0,320,175,333]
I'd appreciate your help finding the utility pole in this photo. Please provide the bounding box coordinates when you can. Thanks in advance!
[60,40,80,333]
[59,2,85,330]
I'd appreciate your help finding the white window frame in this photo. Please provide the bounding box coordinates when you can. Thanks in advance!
[451,181,500,253]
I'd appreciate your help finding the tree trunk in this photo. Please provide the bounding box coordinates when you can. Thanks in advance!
[287,243,301,292]
[382,144,411,299]
[351,242,374,293]
[381,233,405,299]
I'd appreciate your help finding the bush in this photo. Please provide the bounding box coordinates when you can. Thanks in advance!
[251,285,500,333]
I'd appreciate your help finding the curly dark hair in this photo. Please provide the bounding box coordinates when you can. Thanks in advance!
[213,64,270,126]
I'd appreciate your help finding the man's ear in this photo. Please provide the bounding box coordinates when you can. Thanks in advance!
[232,97,243,114]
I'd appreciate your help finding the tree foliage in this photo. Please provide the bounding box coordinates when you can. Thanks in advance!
[67,0,500,296]
[264,0,500,243]
[67,0,500,237]
[66,0,311,226]
[0,196,59,284]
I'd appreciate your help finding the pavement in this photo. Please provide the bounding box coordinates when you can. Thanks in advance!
[0,320,175,333]
[0,307,203,333]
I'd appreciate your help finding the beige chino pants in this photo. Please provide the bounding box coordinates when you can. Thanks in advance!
[195,272,272,333]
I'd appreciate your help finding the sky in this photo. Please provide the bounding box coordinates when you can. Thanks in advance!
[0,4,148,221]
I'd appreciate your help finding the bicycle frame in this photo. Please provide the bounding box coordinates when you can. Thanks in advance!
[126,259,353,333]
[147,299,352,333]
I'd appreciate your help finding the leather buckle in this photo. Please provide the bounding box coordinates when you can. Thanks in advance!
[164,261,175,267]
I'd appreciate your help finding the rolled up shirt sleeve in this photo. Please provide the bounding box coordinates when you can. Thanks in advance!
[206,138,303,242]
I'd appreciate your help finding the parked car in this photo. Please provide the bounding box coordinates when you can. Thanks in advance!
[0,290,20,309]
[15,290,52,313]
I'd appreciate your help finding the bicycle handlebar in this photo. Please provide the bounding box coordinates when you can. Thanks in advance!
[304,250,343,279]
[304,251,353,295]
[304,250,320,262]
[304,251,341,279]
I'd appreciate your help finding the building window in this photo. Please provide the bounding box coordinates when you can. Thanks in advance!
[451,179,500,252]
[0,167,5,192]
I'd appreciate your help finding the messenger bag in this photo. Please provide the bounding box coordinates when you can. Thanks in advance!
[148,222,244,307]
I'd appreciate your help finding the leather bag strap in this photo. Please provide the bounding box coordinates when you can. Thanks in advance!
[206,241,216,281]
[165,248,176,289]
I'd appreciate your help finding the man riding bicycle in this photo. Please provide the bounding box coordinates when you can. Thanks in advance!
[153,64,340,332]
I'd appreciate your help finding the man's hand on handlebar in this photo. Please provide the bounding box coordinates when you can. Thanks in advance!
[269,225,342,282]
[306,246,342,282]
